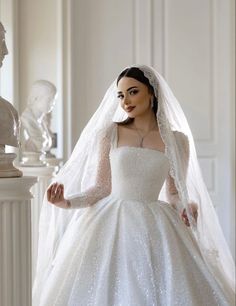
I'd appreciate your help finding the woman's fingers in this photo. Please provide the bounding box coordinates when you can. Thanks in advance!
[47,183,69,209]
[50,183,57,202]
[47,183,55,201]
[181,209,190,226]
[54,184,64,202]
[47,183,65,204]
[181,205,199,226]
[47,183,57,203]
[52,183,58,196]
[53,190,60,202]
[189,202,198,221]
[189,206,198,222]
[192,205,198,221]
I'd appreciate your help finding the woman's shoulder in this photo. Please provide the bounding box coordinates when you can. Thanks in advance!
[173,130,188,141]
[102,122,119,142]
[173,130,189,154]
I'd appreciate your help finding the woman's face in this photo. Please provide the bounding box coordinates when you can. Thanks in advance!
[117,77,153,118]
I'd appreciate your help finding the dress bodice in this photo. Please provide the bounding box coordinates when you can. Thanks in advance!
[109,125,170,202]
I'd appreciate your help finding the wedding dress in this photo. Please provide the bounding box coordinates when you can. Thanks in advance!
[37,124,231,306]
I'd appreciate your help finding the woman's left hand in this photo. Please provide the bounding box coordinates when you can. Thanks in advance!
[181,202,198,227]
[47,182,70,208]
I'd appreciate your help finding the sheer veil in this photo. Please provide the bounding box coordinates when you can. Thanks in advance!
[33,65,235,303]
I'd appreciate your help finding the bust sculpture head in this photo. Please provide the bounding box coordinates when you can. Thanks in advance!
[20,80,57,165]
[27,80,57,118]
[0,22,20,149]
[0,22,8,68]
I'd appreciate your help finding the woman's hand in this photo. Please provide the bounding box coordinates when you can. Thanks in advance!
[181,202,198,227]
[47,183,70,209]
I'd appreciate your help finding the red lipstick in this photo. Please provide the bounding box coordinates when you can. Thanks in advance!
[126,106,135,112]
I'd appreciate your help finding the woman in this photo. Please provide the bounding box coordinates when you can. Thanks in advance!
[33,65,235,305]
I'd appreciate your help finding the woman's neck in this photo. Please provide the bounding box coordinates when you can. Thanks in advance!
[132,110,158,132]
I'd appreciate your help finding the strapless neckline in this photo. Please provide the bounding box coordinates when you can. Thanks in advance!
[112,145,167,159]
[113,124,167,159]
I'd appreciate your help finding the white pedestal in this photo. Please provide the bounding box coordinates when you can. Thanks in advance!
[20,152,46,167]
[42,157,63,169]
[18,165,58,284]
[0,176,37,306]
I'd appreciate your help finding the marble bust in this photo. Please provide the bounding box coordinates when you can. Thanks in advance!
[43,112,57,158]
[0,22,22,177]
[20,80,57,166]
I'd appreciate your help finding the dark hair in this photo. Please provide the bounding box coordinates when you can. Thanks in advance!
[116,67,158,125]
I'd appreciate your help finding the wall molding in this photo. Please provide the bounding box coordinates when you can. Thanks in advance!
[59,0,72,161]
[133,0,153,65]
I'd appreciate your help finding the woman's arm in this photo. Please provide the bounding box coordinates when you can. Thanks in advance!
[166,131,189,206]
[166,131,198,225]
[47,135,111,209]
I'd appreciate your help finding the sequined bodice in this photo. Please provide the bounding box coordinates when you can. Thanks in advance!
[109,147,170,202]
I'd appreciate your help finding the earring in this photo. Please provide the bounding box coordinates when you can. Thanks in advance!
[151,98,154,108]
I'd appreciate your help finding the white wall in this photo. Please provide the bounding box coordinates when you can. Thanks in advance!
[18,0,58,111]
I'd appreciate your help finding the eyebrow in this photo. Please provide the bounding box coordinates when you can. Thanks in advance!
[117,86,138,95]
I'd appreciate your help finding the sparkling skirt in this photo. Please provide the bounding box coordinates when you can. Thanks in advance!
[36,195,231,306]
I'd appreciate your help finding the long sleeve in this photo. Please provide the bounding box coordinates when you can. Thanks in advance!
[166,131,189,208]
[67,135,112,209]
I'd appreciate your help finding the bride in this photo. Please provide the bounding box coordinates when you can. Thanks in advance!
[33,65,235,306]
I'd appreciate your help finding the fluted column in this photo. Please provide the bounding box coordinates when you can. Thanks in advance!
[0,176,37,306]
[18,166,58,284]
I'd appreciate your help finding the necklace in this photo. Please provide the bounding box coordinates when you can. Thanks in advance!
[133,122,157,147]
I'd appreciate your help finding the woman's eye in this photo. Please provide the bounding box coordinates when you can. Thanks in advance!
[117,94,124,99]
[129,90,138,95]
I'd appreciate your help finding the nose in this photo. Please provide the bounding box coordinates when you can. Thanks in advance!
[123,95,130,105]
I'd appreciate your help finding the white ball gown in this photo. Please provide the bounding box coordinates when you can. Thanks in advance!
[37,124,232,306]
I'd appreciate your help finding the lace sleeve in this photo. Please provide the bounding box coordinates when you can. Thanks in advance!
[166,131,189,207]
[67,135,111,209]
